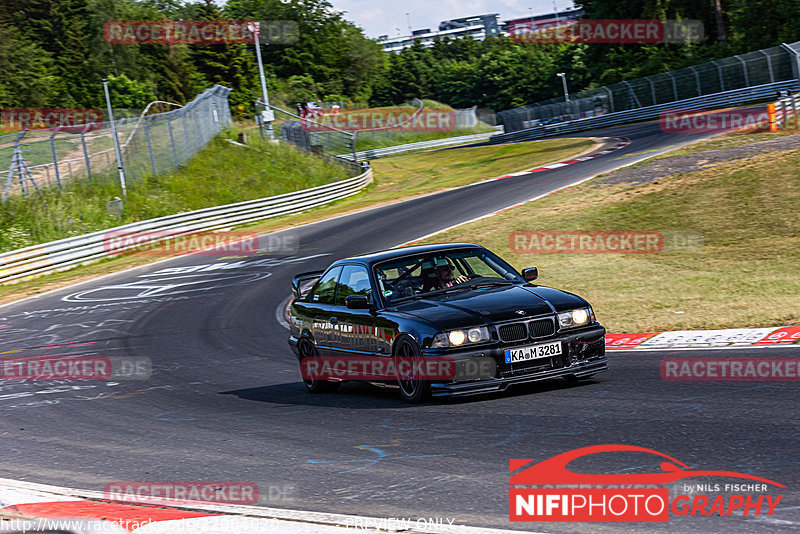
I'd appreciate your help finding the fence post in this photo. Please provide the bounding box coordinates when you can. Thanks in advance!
[733,55,749,87]
[712,61,725,92]
[49,130,62,190]
[211,99,220,132]
[666,72,678,101]
[144,115,157,176]
[645,77,657,105]
[602,86,615,113]
[181,113,191,158]
[192,110,203,155]
[80,126,92,178]
[780,43,800,86]
[622,81,642,108]
[689,66,702,96]
[167,117,179,167]
[759,50,775,83]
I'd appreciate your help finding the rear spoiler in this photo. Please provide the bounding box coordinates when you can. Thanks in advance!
[292,270,324,298]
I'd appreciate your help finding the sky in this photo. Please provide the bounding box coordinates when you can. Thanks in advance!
[328,0,577,38]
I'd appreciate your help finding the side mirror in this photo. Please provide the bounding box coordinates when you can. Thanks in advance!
[292,271,323,298]
[521,267,538,282]
[346,295,371,309]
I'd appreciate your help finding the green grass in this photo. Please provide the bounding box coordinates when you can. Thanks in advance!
[367,138,593,194]
[0,128,349,252]
[419,147,800,332]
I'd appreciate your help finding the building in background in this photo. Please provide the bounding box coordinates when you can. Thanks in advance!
[378,14,501,53]
[377,9,583,54]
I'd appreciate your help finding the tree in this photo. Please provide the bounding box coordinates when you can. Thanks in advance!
[2,0,96,106]
[728,0,800,52]
[189,0,259,111]
[0,23,58,107]
[106,73,156,109]
[225,0,384,103]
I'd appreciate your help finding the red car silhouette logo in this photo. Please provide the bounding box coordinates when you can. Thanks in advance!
[510,444,785,487]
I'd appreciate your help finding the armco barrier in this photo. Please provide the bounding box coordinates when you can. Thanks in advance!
[0,167,372,284]
[491,80,799,144]
[338,131,497,161]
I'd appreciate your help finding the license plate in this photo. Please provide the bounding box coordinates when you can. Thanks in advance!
[505,341,562,363]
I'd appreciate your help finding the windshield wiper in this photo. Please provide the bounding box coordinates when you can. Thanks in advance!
[469,280,514,289]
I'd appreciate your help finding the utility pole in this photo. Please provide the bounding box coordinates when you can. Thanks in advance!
[247,22,274,140]
[557,72,569,102]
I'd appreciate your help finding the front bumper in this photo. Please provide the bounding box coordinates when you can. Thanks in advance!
[426,325,607,397]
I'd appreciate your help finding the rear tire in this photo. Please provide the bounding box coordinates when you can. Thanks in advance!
[298,339,340,394]
[394,337,431,404]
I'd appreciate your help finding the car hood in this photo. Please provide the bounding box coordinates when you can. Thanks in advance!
[392,284,588,330]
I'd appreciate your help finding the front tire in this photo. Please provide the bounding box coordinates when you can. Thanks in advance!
[298,339,340,394]
[394,337,430,403]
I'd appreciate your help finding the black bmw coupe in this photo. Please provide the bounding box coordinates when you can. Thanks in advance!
[288,243,607,402]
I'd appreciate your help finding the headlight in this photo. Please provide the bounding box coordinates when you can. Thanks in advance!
[558,307,594,329]
[449,330,466,346]
[432,326,490,348]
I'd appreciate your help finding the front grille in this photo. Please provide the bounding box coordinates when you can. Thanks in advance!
[498,323,527,343]
[529,318,555,338]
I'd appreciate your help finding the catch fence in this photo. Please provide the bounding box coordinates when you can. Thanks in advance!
[2,85,233,202]
[499,41,800,131]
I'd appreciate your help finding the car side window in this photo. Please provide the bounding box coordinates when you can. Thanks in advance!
[310,266,342,304]
[336,265,372,306]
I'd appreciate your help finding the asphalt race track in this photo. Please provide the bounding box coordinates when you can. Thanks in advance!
[1,121,798,533]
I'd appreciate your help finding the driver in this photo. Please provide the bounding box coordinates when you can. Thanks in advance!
[432,258,468,290]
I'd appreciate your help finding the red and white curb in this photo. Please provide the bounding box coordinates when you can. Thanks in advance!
[0,479,534,534]
[606,325,800,351]
[495,137,631,179]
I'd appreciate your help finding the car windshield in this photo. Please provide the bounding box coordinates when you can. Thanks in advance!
[374,248,523,304]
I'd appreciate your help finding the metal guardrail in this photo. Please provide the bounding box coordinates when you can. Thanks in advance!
[774,92,800,124]
[339,131,497,160]
[491,80,800,143]
[0,167,372,284]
